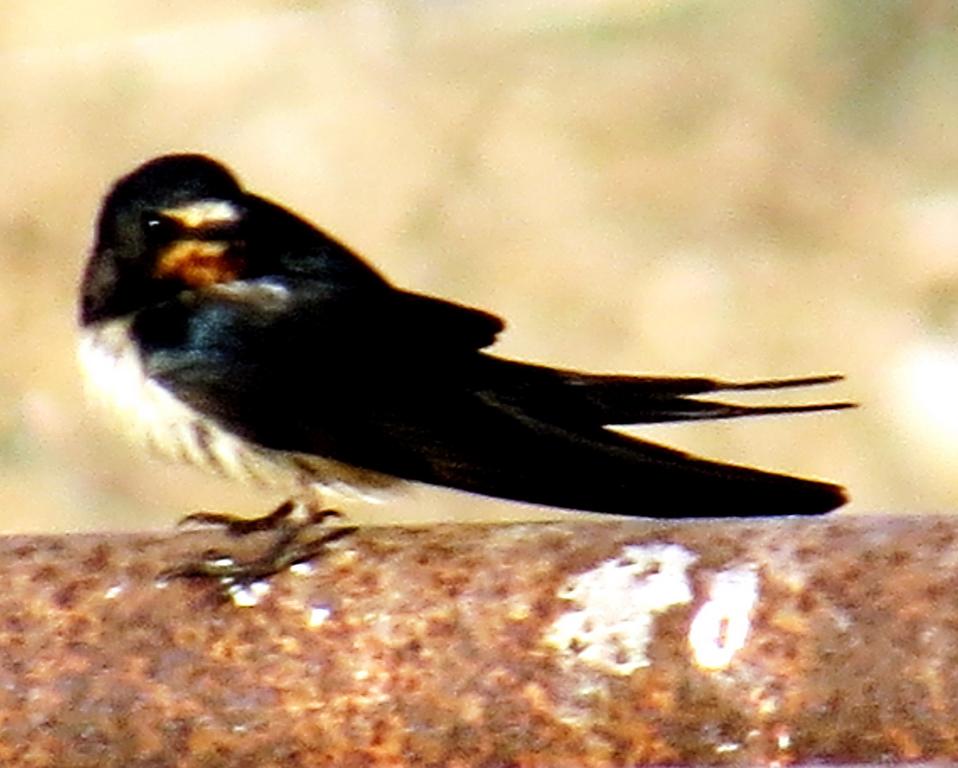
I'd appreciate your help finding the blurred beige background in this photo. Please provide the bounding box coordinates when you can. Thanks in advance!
[0,0,956,532]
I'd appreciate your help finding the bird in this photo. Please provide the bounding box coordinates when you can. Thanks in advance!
[79,153,852,578]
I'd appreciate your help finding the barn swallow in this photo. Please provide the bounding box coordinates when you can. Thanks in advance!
[79,154,852,577]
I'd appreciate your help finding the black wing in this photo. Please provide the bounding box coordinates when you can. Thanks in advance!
[133,277,850,517]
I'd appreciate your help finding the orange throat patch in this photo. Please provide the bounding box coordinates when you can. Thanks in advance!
[155,240,244,288]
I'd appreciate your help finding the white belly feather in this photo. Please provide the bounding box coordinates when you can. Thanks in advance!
[78,319,397,502]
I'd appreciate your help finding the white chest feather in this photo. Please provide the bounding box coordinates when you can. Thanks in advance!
[77,319,396,501]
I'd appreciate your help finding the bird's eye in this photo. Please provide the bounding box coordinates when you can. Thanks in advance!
[141,212,180,244]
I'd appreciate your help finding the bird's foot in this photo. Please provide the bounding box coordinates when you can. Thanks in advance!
[178,499,343,535]
[162,499,354,585]
[160,524,355,584]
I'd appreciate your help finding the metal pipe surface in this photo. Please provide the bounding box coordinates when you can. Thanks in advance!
[0,516,955,767]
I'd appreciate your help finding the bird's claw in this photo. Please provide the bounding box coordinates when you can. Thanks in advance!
[163,499,354,586]
[159,525,356,585]
[177,499,300,535]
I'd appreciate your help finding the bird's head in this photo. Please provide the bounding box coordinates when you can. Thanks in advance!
[80,154,251,325]
[81,153,390,327]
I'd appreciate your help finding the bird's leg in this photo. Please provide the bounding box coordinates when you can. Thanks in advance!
[178,499,343,535]
[163,497,355,583]
[159,523,355,583]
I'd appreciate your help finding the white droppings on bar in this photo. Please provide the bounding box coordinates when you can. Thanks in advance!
[543,543,697,675]
[688,564,759,670]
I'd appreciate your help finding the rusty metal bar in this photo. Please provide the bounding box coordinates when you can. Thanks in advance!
[0,516,956,766]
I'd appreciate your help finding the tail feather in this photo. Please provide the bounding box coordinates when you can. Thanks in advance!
[422,362,854,517]
[609,397,854,424]
[716,373,845,391]
[497,363,856,428]
[424,414,848,517]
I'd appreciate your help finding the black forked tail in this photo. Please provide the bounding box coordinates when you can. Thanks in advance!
[439,363,854,517]
[545,371,855,426]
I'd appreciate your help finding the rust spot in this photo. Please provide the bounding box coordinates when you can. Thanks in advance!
[155,240,244,287]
